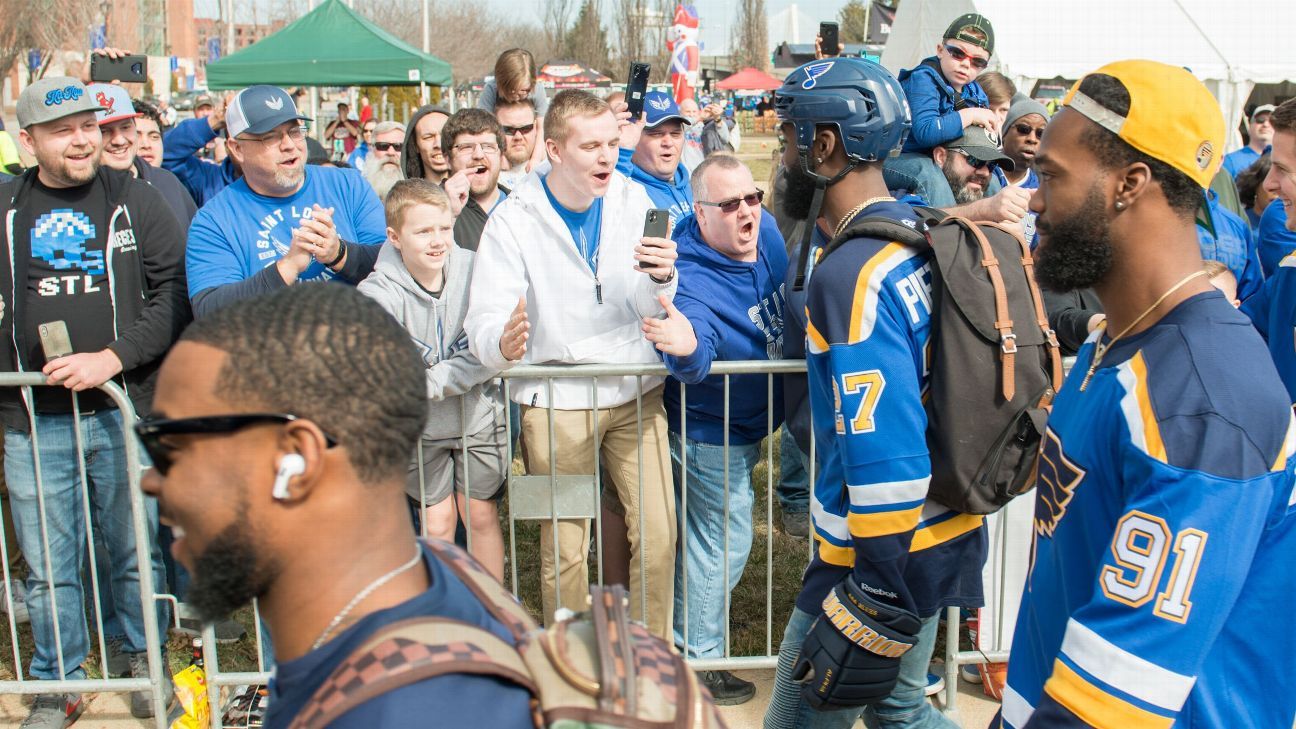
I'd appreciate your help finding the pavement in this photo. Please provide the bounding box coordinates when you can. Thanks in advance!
[0,667,1002,728]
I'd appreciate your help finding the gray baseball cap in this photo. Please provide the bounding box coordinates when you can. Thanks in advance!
[17,76,105,129]
[946,125,1015,172]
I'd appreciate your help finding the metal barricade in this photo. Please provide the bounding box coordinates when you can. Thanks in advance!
[0,373,172,724]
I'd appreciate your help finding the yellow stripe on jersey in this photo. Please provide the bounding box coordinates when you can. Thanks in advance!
[806,318,830,354]
[1044,660,1173,729]
[814,534,855,567]
[1272,412,1296,472]
[911,513,985,551]
[1280,251,1296,268]
[1117,352,1167,463]
[846,505,924,538]
[847,243,916,344]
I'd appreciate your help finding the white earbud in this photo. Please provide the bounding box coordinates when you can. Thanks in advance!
[272,454,306,501]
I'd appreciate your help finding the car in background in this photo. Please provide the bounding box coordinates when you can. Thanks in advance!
[173,90,204,111]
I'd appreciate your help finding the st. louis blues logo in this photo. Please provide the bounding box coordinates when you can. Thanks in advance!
[802,62,835,90]
[648,96,671,111]
[1033,428,1085,539]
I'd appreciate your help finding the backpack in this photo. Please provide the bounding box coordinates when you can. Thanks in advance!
[290,539,727,729]
[819,212,1063,514]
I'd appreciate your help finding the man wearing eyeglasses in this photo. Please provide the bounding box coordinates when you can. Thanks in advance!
[361,121,407,200]
[496,99,539,190]
[443,109,508,252]
[185,85,387,318]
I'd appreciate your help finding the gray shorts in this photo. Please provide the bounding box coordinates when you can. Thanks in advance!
[406,422,507,506]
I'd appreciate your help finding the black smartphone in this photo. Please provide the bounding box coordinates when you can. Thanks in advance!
[819,22,840,58]
[90,54,148,84]
[626,62,651,120]
[643,208,670,239]
[38,321,72,362]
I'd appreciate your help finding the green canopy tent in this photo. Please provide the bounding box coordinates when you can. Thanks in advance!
[205,0,451,89]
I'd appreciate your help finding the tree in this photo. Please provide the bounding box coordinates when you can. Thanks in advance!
[0,0,97,82]
[839,0,869,44]
[564,0,611,72]
[730,0,770,72]
[544,0,576,53]
[612,0,672,83]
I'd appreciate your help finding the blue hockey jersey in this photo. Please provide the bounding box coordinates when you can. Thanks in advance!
[797,200,985,618]
[1003,290,1296,729]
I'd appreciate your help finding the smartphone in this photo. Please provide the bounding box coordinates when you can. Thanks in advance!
[90,54,148,84]
[626,62,652,120]
[38,321,72,362]
[819,22,840,58]
[643,208,670,239]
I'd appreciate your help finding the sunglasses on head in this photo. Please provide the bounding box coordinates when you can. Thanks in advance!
[1012,123,1045,139]
[501,123,536,136]
[954,148,996,170]
[943,45,989,70]
[374,141,403,152]
[698,190,765,213]
[134,413,336,476]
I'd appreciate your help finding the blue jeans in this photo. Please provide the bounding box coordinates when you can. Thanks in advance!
[764,607,956,729]
[883,152,956,208]
[777,425,809,515]
[6,410,165,680]
[670,433,761,659]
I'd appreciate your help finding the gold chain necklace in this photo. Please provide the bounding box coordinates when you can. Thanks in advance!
[1078,270,1208,391]
[833,196,896,239]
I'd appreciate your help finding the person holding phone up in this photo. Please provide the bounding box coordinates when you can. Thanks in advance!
[465,89,680,643]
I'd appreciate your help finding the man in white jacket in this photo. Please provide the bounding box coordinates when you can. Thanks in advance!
[466,90,679,640]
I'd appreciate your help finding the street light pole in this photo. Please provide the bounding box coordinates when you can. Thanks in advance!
[225,0,235,57]
[421,0,429,104]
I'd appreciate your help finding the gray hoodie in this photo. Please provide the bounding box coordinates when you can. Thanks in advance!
[357,242,502,441]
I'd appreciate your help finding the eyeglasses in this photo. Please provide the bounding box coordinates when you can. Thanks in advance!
[238,125,308,145]
[134,413,336,476]
[698,190,765,213]
[452,141,500,155]
[954,148,996,170]
[501,123,536,137]
[363,127,376,135]
[1012,123,1045,139]
[943,45,989,70]
[374,141,403,152]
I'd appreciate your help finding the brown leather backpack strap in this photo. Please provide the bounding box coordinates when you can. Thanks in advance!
[997,224,1065,400]
[422,538,537,641]
[289,617,538,729]
[947,217,1017,401]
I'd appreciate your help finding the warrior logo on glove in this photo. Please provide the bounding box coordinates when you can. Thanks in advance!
[822,590,913,659]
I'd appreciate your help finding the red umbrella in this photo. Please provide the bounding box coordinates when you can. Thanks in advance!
[716,67,783,91]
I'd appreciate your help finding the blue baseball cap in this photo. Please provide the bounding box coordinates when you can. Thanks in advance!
[642,91,688,129]
[226,85,312,139]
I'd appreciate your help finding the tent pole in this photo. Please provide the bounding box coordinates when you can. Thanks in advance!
[421,0,430,105]
[310,87,319,141]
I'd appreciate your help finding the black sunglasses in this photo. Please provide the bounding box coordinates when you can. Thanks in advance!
[698,190,765,214]
[944,44,989,70]
[954,148,996,170]
[134,413,336,475]
[374,141,403,152]
[1012,123,1045,139]
[501,123,536,136]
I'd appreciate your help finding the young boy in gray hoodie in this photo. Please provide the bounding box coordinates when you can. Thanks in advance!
[358,179,516,579]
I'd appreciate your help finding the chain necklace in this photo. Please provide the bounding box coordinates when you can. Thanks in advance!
[833,196,897,239]
[1078,270,1208,391]
[311,546,423,651]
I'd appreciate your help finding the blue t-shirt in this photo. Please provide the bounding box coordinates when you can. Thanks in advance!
[542,175,603,273]
[1222,145,1264,179]
[265,544,534,729]
[993,166,1041,248]
[1257,199,1296,277]
[186,166,386,297]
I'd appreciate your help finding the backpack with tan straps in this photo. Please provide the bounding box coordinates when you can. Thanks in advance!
[290,538,727,729]
[818,211,1063,514]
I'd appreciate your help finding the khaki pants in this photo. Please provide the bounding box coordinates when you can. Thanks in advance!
[522,385,676,640]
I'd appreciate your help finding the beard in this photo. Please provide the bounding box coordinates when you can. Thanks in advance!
[365,155,406,199]
[504,144,531,167]
[942,156,986,204]
[184,521,279,625]
[1034,184,1115,291]
[273,163,305,190]
[780,160,820,221]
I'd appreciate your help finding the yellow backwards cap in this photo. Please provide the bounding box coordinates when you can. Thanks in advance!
[1062,59,1225,189]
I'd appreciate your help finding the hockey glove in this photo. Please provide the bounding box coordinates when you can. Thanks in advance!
[793,578,922,710]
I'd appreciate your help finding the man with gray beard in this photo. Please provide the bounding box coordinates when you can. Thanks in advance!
[185,85,388,318]
[362,121,407,200]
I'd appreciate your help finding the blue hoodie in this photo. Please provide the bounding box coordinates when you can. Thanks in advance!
[1242,252,1296,404]
[162,117,239,207]
[617,148,692,227]
[1198,190,1263,301]
[662,212,787,445]
[1258,199,1296,277]
[897,58,988,154]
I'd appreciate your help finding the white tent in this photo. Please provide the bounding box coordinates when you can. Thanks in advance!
[880,0,1296,151]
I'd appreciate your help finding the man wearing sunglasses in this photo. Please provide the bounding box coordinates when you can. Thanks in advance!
[496,99,539,190]
[346,119,377,170]
[995,95,1050,248]
[138,284,535,728]
[443,109,508,252]
[920,126,1029,227]
[361,120,407,200]
[186,85,387,318]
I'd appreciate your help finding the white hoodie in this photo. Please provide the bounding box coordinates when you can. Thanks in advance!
[466,164,677,410]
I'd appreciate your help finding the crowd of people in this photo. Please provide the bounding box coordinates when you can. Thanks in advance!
[0,11,1293,728]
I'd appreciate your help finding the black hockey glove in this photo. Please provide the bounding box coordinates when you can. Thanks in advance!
[793,577,922,710]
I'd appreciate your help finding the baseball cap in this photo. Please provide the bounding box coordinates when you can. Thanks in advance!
[1252,104,1276,122]
[1062,59,1225,189]
[87,83,141,125]
[1005,93,1049,130]
[946,125,1014,172]
[943,13,994,55]
[225,85,312,139]
[17,76,105,129]
[642,91,688,129]
[194,93,215,110]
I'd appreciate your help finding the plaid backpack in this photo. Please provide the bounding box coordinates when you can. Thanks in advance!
[290,539,727,729]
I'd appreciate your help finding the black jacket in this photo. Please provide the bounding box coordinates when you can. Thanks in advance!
[0,167,191,428]
[1042,286,1104,357]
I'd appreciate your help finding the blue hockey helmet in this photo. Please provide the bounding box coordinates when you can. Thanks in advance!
[774,58,911,170]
